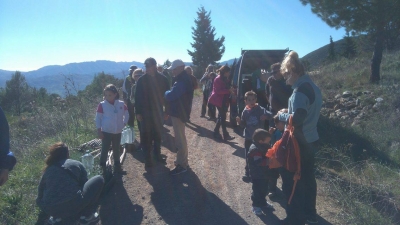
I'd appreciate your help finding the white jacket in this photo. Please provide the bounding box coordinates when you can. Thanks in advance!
[95,100,129,134]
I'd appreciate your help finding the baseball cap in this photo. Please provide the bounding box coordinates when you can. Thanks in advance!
[168,59,185,70]
[144,58,157,67]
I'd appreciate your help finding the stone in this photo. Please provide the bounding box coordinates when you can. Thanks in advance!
[375,97,383,102]
[363,91,371,95]
[335,94,342,99]
[342,91,352,98]
[344,101,357,110]
[334,104,343,110]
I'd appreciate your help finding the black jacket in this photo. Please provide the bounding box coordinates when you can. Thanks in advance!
[135,72,170,121]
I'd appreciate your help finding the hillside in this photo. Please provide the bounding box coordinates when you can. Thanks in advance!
[0,59,234,96]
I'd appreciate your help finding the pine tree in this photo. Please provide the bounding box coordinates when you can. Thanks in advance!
[341,33,357,59]
[300,0,400,83]
[327,35,336,61]
[187,6,225,78]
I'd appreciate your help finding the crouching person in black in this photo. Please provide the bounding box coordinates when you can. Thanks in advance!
[248,129,274,216]
[36,142,104,224]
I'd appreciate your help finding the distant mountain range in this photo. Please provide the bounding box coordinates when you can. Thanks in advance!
[0,59,236,96]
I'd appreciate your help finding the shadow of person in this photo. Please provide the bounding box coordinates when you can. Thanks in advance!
[99,176,143,225]
[144,169,250,225]
[185,121,215,139]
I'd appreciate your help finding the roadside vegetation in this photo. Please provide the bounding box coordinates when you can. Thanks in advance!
[311,50,400,224]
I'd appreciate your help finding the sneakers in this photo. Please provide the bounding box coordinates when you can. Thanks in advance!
[169,165,187,175]
[262,201,274,209]
[252,206,263,216]
[79,212,100,225]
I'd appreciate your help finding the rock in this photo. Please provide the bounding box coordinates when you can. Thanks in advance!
[342,91,352,98]
[334,104,343,110]
[352,119,361,127]
[356,98,360,106]
[375,97,383,102]
[363,91,371,95]
[373,102,382,111]
[341,115,350,120]
[344,101,357,110]
[335,94,342,99]
[356,91,363,96]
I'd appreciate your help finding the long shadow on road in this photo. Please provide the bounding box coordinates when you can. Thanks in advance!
[144,167,250,225]
[99,176,144,225]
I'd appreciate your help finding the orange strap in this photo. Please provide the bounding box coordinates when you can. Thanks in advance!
[287,115,301,205]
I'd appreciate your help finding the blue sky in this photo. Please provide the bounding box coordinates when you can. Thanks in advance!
[0,0,346,71]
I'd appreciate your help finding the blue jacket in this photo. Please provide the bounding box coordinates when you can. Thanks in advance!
[165,70,194,122]
[0,106,17,171]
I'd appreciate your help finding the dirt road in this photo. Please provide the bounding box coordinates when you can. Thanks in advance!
[99,96,342,225]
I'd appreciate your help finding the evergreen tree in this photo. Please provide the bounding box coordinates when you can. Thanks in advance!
[188,6,225,78]
[327,35,336,61]
[2,71,30,115]
[300,0,400,83]
[341,33,357,59]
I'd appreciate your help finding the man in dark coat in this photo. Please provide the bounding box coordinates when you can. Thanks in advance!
[135,58,170,167]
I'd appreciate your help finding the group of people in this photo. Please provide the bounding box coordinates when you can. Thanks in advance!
[235,51,322,225]
[20,50,321,224]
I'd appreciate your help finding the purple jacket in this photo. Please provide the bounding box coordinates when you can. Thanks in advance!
[208,75,230,108]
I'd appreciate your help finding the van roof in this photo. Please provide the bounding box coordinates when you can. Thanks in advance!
[239,49,288,74]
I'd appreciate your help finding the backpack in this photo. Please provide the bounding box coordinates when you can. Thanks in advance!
[266,115,301,204]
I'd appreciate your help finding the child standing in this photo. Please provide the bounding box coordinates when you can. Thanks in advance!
[95,84,129,174]
[248,128,274,215]
[267,115,286,197]
[236,91,272,182]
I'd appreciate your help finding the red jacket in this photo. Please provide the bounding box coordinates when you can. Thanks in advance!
[208,75,230,108]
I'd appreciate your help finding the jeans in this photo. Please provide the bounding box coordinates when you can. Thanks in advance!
[244,139,252,176]
[201,92,208,116]
[44,175,104,219]
[251,179,269,207]
[214,106,228,135]
[100,132,121,167]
